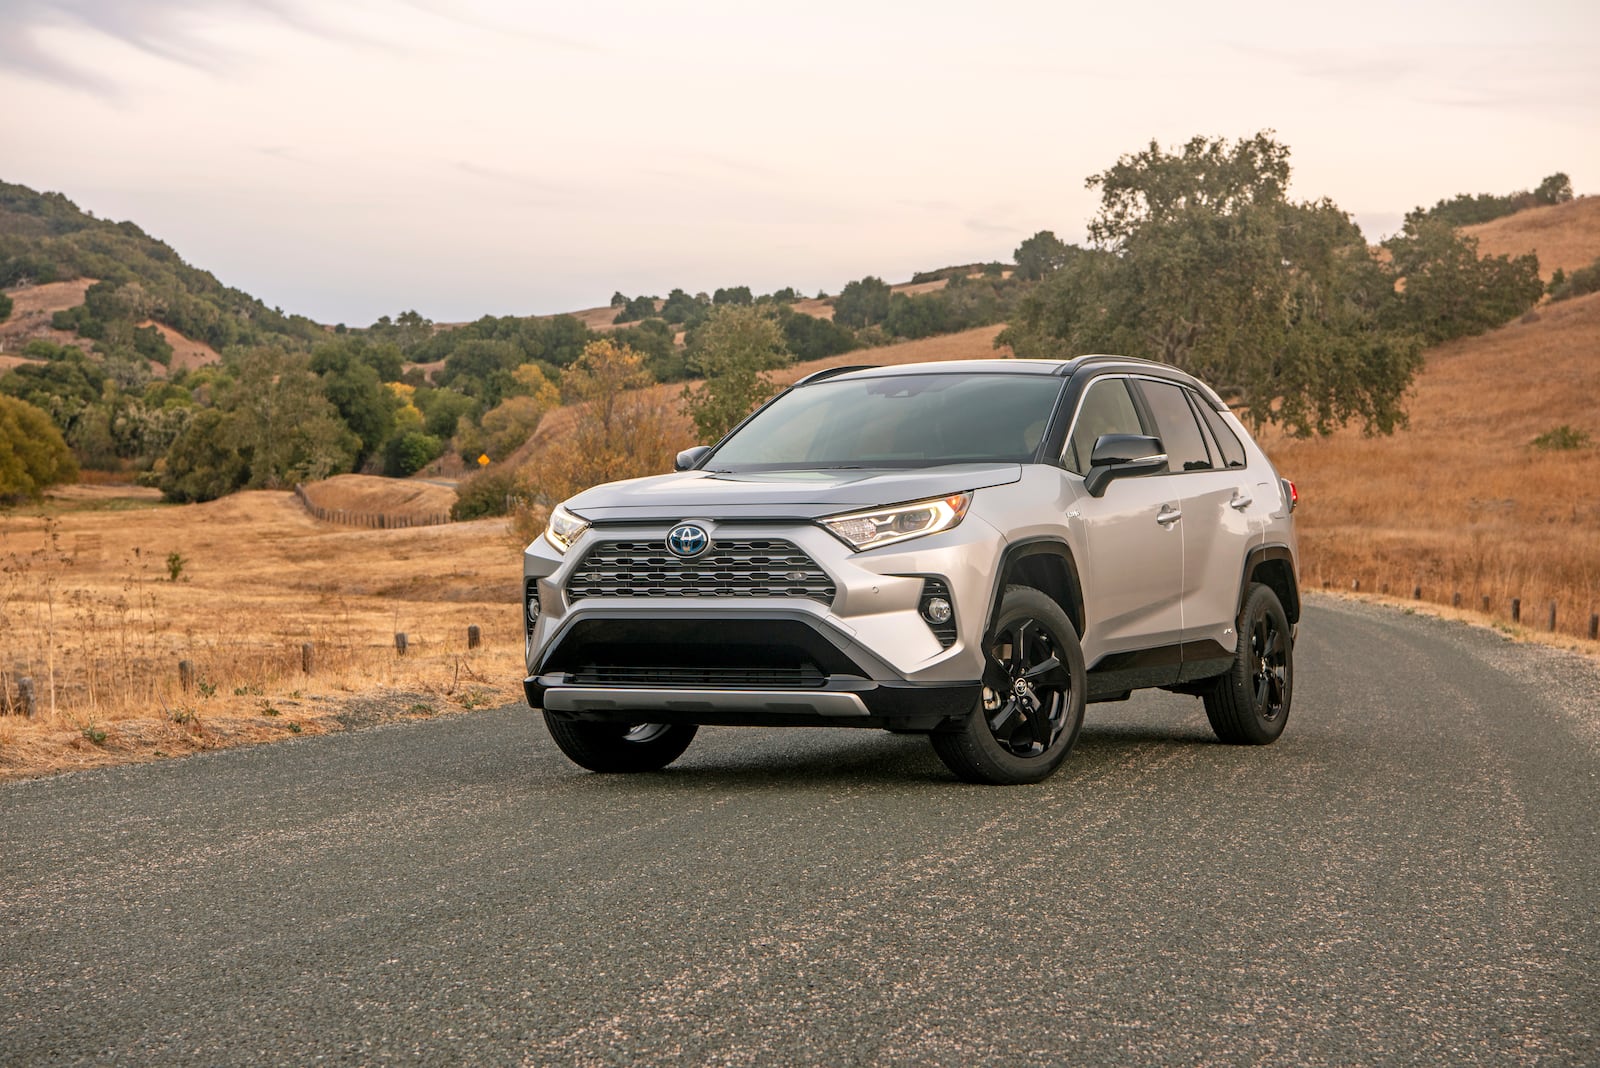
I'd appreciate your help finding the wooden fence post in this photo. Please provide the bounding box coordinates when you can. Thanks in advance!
[1548,601,1557,632]
[467,624,481,649]
[1413,585,1422,600]
[1452,591,1462,607]
[17,677,36,718]
[1511,598,1521,624]
[1351,579,1360,592]
[1481,595,1491,613]
[1589,613,1599,641]
[395,633,408,656]
[301,642,315,675]
[179,660,195,693]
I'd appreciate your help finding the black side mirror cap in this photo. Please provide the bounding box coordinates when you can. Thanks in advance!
[1084,434,1167,496]
[675,445,712,471]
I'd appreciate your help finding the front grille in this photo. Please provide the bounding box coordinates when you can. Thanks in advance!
[569,664,828,688]
[567,538,836,605]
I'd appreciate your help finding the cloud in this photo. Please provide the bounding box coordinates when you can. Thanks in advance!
[0,0,353,97]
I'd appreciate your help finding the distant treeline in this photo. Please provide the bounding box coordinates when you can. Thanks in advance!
[0,159,1579,505]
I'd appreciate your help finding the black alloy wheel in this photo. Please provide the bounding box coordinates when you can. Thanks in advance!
[983,616,1071,756]
[1202,582,1293,745]
[931,585,1086,785]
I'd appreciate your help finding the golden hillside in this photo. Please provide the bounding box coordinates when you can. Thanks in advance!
[1462,196,1600,280]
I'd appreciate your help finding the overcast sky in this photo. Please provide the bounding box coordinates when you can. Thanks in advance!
[3,0,1597,325]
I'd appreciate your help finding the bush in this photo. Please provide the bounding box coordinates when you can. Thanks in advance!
[0,292,11,323]
[1531,425,1590,451]
[451,467,522,520]
[833,276,891,328]
[0,394,79,500]
[383,430,443,476]
[1548,256,1600,302]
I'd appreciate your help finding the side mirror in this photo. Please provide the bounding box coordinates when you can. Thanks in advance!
[1083,434,1167,497]
[675,445,712,471]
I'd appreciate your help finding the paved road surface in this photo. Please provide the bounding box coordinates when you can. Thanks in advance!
[3,598,1598,1065]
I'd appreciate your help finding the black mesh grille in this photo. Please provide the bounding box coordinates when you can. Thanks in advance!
[569,664,828,688]
[567,538,836,605]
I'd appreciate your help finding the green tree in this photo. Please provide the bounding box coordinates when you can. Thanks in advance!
[1013,230,1071,281]
[218,349,360,489]
[1382,217,1545,343]
[160,408,247,502]
[713,285,753,306]
[1533,172,1573,206]
[0,395,78,500]
[681,305,789,441]
[1003,131,1424,436]
[833,276,892,328]
[0,292,12,323]
[312,341,401,466]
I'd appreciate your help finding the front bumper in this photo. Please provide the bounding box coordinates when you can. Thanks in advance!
[523,514,1004,729]
[527,673,980,731]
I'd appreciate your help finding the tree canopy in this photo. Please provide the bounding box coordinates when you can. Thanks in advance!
[0,394,78,501]
[681,305,789,441]
[1002,132,1425,436]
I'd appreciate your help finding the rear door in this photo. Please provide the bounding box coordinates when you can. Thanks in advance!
[1132,379,1261,667]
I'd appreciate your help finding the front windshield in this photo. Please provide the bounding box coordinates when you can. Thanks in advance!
[706,372,1065,471]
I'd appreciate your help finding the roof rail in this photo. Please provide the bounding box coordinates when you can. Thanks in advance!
[792,364,878,386]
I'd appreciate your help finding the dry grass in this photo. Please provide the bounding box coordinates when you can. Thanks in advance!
[1264,291,1600,640]
[1462,196,1600,280]
[137,319,221,371]
[0,488,525,779]
[0,278,96,355]
[299,474,458,520]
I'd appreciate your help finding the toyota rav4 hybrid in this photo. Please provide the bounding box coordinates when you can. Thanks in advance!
[523,356,1299,784]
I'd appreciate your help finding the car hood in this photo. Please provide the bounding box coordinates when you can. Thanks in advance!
[564,463,1024,522]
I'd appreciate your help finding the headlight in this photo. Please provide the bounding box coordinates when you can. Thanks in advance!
[820,493,972,551]
[544,504,590,554]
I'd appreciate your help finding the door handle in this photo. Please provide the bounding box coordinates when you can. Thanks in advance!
[1229,490,1253,510]
[1156,504,1182,526]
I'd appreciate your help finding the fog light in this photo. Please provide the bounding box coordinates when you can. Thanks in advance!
[525,579,541,626]
[923,597,952,625]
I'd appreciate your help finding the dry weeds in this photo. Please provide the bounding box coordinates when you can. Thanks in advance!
[1265,290,1600,641]
[0,487,524,779]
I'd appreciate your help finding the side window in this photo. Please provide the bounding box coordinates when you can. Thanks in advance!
[1137,381,1213,473]
[1194,399,1248,469]
[1065,378,1145,474]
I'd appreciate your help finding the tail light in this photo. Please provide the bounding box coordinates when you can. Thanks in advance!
[1281,478,1298,512]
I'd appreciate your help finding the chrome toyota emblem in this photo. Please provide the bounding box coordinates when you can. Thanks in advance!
[666,523,710,558]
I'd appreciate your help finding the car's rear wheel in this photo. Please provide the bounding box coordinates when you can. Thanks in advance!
[1202,582,1292,744]
[543,716,698,773]
[931,586,1086,785]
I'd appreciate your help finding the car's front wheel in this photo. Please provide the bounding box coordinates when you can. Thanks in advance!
[1202,582,1292,744]
[543,716,698,773]
[931,585,1086,785]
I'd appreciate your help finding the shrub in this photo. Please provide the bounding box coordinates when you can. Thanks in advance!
[1548,256,1600,302]
[383,430,443,476]
[0,292,11,323]
[1531,425,1590,451]
[451,467,522,520]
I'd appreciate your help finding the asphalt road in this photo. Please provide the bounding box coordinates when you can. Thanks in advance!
[3,597,1598,1066]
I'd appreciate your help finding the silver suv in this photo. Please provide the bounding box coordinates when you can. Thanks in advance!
[523,356,1299,784]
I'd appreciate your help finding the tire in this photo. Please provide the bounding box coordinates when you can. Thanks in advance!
[931,586,1087,785]
[1202,582,1293,745]
[543,715,698,773]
